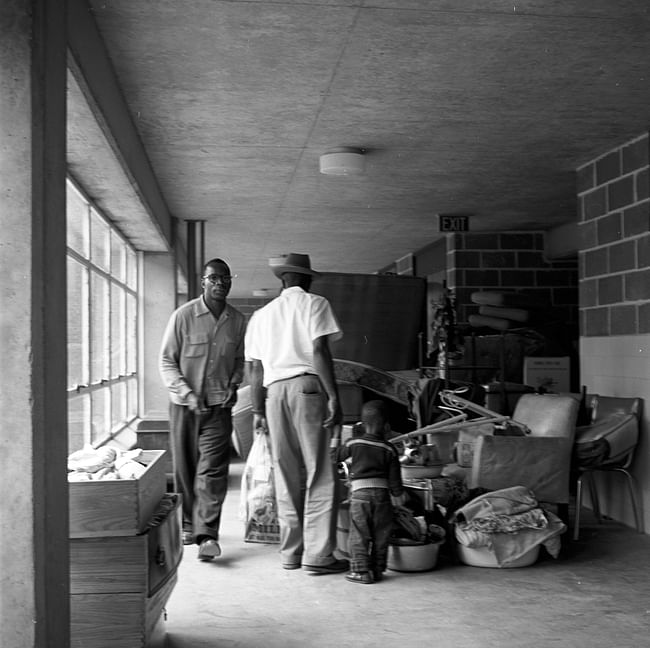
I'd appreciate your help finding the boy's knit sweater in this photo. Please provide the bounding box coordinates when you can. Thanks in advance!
[335,432,405,496]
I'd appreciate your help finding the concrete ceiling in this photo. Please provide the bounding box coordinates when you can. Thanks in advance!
[73,1,650,298]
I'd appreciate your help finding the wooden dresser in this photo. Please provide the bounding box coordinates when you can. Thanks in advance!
[69,450,182,648]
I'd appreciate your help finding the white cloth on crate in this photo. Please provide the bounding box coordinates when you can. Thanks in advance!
[453,485,566,566]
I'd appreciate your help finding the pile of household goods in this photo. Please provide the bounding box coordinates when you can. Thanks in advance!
[387,387,567,569]
[67,445,149,481]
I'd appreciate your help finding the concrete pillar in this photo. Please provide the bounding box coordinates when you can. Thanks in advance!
[140,252,177,420]
[0,1,69,646]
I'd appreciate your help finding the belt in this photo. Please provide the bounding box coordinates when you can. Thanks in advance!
[269,372,318,386]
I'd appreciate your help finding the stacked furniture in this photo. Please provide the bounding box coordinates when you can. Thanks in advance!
[69,450,182,648]
[466,393,579,522]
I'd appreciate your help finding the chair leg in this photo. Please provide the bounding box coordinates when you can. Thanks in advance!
[616,467,644,533]
[587,471,601,523]
[573,475,584,541]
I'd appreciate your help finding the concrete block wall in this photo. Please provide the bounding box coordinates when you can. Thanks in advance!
[445,232,579,327]
[577,133,650,533]
[577,133,650,336]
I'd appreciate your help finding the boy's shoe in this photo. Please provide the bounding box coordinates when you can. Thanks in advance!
[346,571,374,584]
[182,530,194,545]
[197,538,221,561]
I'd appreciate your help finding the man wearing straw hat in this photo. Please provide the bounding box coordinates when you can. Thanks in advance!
[245,253,348,574]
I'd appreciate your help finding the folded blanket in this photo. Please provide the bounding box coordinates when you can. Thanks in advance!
[453,486,566,566]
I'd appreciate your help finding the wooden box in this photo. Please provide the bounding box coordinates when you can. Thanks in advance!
[70,494,182,648]
[69,449,167,538]
[70,571,176,648]
[135,419,173,478]
[70,494,182,596]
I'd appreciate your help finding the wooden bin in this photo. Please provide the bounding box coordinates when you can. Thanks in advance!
[70,494,182,648]
[69,449,167,538]
[70,571,176,648]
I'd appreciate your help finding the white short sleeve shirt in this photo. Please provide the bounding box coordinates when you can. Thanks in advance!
[245,286,342,386]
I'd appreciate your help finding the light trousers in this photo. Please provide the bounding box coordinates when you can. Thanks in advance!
[266,374,338,567]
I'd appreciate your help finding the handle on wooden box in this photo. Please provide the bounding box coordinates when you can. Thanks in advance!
[155,546,167,567]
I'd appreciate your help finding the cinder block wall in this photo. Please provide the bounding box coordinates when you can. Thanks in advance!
[577,132,650,533]
[445,232,578,327]
[577,133,650,336]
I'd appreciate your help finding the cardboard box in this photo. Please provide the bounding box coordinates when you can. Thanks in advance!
[69,450,167,538]
[523,356,571,393]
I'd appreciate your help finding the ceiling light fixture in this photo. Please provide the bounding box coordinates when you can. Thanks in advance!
[319,147,365,176]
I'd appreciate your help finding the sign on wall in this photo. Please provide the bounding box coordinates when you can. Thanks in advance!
[438,214,470,232]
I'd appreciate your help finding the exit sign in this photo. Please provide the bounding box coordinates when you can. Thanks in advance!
[439,214,470,232]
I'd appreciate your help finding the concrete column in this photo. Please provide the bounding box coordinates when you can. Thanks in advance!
[140,252,178,420]
[0,1,69,646]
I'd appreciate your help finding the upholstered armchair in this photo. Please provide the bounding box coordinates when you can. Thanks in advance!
[467,394,579,522]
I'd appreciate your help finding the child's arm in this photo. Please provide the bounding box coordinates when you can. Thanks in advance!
[387,449,408,506]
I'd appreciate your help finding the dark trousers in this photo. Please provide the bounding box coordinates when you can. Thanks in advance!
[348,487,393,574]
[169,403,232,542]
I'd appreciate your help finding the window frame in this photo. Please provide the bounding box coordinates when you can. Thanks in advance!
[66,176,139,449]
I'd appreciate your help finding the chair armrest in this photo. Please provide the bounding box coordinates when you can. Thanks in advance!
[470,435,572,504]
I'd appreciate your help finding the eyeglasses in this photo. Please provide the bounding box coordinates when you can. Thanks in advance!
[203,273,236,284]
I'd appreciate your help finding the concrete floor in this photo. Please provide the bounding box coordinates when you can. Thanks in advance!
[164,459,650,648]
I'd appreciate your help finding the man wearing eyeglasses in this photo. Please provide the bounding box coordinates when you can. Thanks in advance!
[160,258,246,562]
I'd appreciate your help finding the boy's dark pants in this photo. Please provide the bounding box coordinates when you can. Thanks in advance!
[348,487,393,574]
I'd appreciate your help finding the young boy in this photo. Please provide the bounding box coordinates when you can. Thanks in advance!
[333,400,407,584]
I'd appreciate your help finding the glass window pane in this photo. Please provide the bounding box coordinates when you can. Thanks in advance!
[111,382,127,433]
[111,231,126,282]
[68,394,90,453]
[127,377,138,419]
[66,181,89,257]
[126,292,137,374]
[126,247,137,289]
[90,273,110,382]
[110,285,126,378]
[67,177,139,447]
[90,207,110,271]
[91,388,110,445]
[67,257,89,389]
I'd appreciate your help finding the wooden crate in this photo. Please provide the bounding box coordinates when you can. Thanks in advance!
[70,571,176,648]
[135,419,173,478]
[69,450,167,538]
[70,494,182,596]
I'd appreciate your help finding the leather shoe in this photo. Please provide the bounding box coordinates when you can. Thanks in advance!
[303,558,349,575]
[198,538,221,562]
[346,571,374,584]
[182,531,194,545]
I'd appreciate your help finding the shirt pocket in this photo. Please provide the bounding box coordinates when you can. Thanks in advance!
[184,333,209,357]
[220,334,238,357]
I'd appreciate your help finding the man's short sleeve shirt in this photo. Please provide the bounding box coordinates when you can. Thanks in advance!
[244,286,342,386]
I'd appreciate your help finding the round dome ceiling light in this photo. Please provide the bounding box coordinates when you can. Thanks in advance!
[319,147,365,176]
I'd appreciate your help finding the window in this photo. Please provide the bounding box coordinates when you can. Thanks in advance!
[66,178,138,451]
